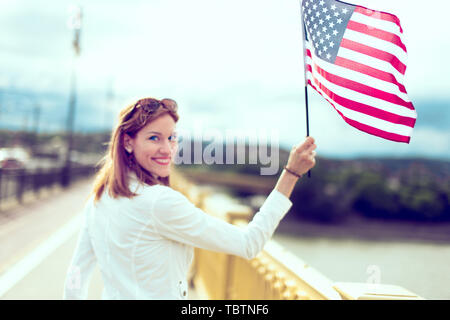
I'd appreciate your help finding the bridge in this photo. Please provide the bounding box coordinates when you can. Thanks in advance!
[0,168,423,300]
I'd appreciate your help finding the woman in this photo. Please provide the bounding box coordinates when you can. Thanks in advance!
[63,97,316,300]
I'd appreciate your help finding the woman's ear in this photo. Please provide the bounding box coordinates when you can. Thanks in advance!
[123,134,133,153]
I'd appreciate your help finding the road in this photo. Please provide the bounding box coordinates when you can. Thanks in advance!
[0,178,104,299]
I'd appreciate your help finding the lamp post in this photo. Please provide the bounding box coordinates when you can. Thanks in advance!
[62,5,82,187]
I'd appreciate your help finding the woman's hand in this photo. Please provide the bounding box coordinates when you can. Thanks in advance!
[285,136,317,176]
[274,136,317,198]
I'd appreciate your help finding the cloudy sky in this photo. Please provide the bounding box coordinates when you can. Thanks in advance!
[0,0,449,159]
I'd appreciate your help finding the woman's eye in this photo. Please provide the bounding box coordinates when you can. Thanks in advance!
[169,135,177,141]
[149,136,159,141]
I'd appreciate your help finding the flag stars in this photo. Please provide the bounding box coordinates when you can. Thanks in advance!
[303,0,353,63]
[304,2,360,64]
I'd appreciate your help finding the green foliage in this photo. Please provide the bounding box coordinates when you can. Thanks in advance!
[352,172,401,218]
[347,165,449,222]
[193,155,449,223]
[289,159,354,223]
[397,180,449,221]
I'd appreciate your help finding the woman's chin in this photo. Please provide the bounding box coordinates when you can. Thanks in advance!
[159,172,170,178]
[152,168,171,178]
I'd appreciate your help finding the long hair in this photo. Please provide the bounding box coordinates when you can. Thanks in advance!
[91,97,179,203]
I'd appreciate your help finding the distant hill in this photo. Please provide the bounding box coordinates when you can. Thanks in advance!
[1,124,449,223]
[174,138,449,180]
[175,139,449,223]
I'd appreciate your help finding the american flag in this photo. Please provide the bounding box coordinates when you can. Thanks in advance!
[301,0,417,143]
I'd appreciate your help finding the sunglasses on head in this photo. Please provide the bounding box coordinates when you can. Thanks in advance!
[134,98,178,114]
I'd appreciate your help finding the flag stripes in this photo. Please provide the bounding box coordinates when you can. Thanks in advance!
[353,6,403,32]
[302,0,416,143]
[334,57,407,94]
[346,21,407,53]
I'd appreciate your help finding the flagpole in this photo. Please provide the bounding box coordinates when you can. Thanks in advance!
[305,84,312,179]
[305,85,310,136]
[299,0,311,178]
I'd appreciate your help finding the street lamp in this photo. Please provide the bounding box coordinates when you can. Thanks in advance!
[62,5,82,187]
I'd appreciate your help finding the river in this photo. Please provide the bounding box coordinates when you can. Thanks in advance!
[272,217,450,300]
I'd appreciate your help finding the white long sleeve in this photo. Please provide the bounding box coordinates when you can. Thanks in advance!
[62,181,293,299]
[151,186,293,260]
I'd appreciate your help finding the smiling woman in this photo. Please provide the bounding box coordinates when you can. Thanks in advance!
[91,97,179,201]
[63,96,317,300]
[123,111,178,178]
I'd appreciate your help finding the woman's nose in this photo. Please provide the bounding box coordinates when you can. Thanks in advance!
[159,140,172,155]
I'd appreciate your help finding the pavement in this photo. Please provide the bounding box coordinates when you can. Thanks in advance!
[0,178,102,299]
[0,177,200,300]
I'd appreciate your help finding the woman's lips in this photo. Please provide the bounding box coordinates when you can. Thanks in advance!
[152,158,171,165]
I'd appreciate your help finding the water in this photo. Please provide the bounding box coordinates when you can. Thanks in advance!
[272,232,450,300]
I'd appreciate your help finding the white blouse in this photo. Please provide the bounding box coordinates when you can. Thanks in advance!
[63,175,293,300]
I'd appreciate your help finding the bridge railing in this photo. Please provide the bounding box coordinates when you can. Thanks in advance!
[0,165,96,211]
[170,169,425,300]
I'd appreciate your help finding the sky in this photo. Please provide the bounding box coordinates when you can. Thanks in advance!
[0,0,449,159]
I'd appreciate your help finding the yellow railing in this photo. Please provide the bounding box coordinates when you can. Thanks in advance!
[170,169,424,300]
